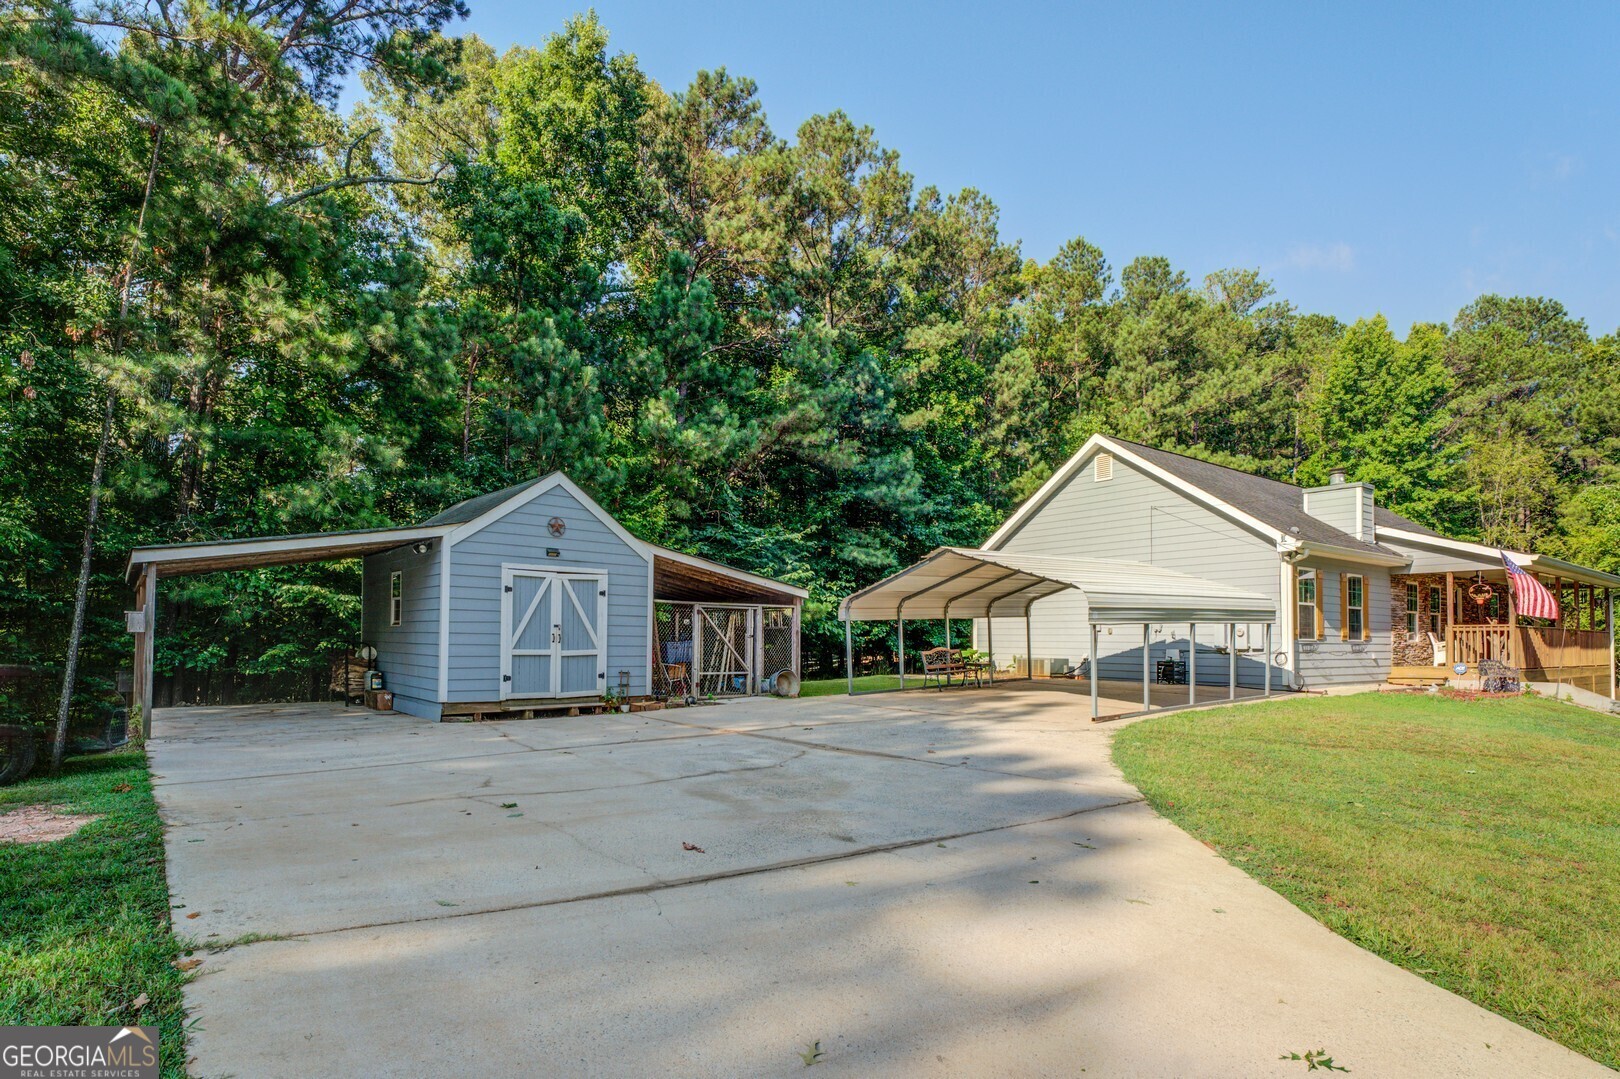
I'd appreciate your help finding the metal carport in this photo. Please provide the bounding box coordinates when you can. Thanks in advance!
[838,547,1279,719]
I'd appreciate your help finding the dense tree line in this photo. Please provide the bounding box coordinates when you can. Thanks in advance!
[4,3,1619,728]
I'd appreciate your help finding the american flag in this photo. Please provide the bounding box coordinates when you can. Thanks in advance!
[1500,551,1560,621]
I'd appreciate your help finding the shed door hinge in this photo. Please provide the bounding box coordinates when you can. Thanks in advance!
[504,585,513,593]
[502,674,511,682]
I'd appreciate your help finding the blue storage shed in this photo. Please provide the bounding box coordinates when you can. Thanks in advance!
[125,473,805,723]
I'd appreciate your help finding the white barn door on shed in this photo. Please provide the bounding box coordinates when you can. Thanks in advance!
[501,567,608,699]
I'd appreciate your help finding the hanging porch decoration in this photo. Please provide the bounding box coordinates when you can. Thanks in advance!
[1466,572,1495,606]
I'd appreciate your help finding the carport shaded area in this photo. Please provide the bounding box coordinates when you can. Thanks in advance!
[839,547,1280,718]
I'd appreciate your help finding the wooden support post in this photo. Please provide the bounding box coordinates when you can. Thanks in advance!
[1228,623,1237,701]
[130,575,146,739]
[1553,576,1563,628]
[1088,618,1101,719]
[140,564,156,738]
[1609,589,1616,702]
[1188,623,1197,706]
[694,607,704,698]
[753,606,765,695]
[1506,577,1517,667]
[1142,623,1151,712]
[791,601,802,677]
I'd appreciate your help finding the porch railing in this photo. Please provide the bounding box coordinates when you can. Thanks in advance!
[1446,624,1610,672]
[1513,626,1610,673]
[1447,625,1511,667]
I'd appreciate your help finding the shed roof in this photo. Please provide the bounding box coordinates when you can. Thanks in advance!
[125,525,448,580]
[125,473,806,602]
[839,547,1277,624]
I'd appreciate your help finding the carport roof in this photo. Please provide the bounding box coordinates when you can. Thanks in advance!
[838,547,1277,624]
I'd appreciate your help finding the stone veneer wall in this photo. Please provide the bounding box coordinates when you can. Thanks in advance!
[1391,573,1447,665]
[1392,573,1511,666]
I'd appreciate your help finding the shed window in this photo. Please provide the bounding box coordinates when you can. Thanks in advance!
[1094,452,1113,482]
[1297,570,1319,641]
[389,571,403,627]
[1344,574,1366,640]
[1405,583,1419,634]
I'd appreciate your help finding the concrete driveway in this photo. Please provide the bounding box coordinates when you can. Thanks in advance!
[151,688,1607,1078]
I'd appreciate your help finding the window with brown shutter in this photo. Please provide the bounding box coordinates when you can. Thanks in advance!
[1344,574,1366,640]
[1297,569,1319,641]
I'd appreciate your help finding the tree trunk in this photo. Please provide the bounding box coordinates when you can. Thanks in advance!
[51,126,163,773]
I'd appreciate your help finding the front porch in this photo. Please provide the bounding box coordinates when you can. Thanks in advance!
[1391,569,1615,695]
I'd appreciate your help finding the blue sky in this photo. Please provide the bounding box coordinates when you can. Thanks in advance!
[440,1,1620,335]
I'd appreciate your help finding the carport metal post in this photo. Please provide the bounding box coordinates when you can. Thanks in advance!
[897,563,983,685]
[844,617,854,695]
[897,615,905,689]
[1228,623,1237,700]
[1263,623,1273,696]
[1142,623,1151,712]
[1188,623,1197,706]
[981,577,1036,687]
[986,614,993,685]
[1025,603,1035,680]
[1089,622,1100,720]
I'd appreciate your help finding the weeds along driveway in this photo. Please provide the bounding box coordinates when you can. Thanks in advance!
[150,692,1608,1078]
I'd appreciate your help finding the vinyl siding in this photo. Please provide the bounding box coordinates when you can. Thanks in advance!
[1295,558,1392,687]
[362,544,441,717]
[447,485,651,701]
[975,449,1284,688]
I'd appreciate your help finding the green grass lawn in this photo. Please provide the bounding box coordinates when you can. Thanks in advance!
[0,749,190,1076]
[1114,691,1620,1069]
[800,674,904,697]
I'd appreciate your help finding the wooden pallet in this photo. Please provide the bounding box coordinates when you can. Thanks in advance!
[439,697,657,723]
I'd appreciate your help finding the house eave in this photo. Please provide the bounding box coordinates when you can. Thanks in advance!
[1379,528,1620,587]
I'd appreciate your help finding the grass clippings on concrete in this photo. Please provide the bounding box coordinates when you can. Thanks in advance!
[1114,691,1620,1070]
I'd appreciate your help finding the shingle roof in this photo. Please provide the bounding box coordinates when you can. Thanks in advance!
[1104,438,1406,554]
[419,477,546,526]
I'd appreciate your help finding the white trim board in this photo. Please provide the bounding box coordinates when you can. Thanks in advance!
[446,472,654,564]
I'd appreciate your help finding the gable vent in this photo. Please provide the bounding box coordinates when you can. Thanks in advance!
[1093,452,1114,482]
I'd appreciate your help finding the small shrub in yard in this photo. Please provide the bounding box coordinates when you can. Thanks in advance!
[0,750,190,1077]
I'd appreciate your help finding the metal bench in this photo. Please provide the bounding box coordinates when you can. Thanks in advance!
[920,647,983,690]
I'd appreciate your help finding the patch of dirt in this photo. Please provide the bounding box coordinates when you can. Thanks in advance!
[0,804,100,844]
